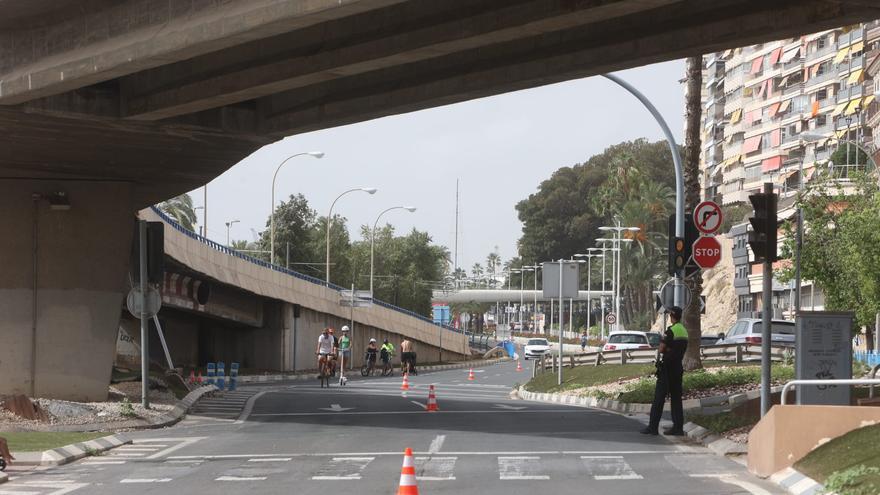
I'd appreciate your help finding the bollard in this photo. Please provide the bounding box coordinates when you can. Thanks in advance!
[229,362,239,391]
[206,362,216,386]
[217,362,226,391]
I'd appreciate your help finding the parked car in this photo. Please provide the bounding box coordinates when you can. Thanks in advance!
[701,335,722,346]
[717,318,795,346]
[523,338,550,360]
[603,331,653,351]
[645,332,662,348]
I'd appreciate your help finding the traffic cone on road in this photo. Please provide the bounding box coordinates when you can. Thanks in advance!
[188,370,196,384]
[197,371,203,385]
[467,368,475,381]
[516,361,523,372]
[401,372,410,391]
[396,447,419,495]
[426,385,439,412]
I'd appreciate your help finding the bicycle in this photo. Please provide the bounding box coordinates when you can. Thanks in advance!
[361,352,377,377]
[317,354,332,388]
[381,357,394,377]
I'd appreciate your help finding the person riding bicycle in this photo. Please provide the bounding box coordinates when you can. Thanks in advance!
[365,338,379,363]
[316,327,337,378]
[401,338,417,375]
[380,338,395,366]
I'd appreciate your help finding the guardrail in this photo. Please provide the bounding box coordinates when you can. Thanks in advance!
[537,343,794,373]
[465,332,496,351]
[149,206,462,334]
[781,379,880,405]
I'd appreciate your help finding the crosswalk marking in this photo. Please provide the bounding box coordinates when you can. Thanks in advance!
[0,480,90,495]
[497,456,549,480]
[248,458,292,462]
[580,456,643,480]
[80,460,126,465]
[216,476,267,482]
[119,479,171,483]
[311,457,375,480]
[415,457,457,480]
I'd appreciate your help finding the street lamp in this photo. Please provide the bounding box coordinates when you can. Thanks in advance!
[370,206,417,297]
[599,223,639,331]
[518,267,534,328]
[524,264,542,332]
[508,268,521,328]
[326,187,378,285]
[270,151,324,265]
[194,206,205,237]
[225,219,239,246]
[568,257,587,335]
[575,253,602,337]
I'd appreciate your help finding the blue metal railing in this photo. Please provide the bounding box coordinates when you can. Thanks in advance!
[150,206,462,334]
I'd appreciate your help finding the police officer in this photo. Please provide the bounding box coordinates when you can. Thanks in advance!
[641,305,688,436]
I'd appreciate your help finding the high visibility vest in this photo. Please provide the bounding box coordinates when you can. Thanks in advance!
[670,322,688,340]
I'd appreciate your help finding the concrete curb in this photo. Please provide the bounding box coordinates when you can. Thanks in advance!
[0,472,7,484]
[770,467,826,495]
[11,433,132,468]
[682,422,748,456]
[236,358,510,384]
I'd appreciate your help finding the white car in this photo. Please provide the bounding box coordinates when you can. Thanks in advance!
[523,338,550,360]
[603,331,653,351]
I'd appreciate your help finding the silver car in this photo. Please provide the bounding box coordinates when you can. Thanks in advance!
[717,318,795,345]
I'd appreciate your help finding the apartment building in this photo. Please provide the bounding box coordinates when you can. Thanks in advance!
[700,21,880,319]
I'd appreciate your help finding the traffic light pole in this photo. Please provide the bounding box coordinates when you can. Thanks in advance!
[759,183,774,416]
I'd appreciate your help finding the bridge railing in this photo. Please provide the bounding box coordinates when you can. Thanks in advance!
[150,206,462,334]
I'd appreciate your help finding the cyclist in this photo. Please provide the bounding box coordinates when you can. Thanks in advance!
[364,338,379,374]
[339,326,352,373]
[380,338,395,370]
[316,327,336,378]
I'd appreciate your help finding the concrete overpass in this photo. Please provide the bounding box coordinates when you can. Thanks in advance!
[2,0,879,401]
[433,289,613,304]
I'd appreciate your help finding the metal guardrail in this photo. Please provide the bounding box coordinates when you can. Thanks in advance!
[781,379,880,405]
[149,206,462,334]
[465,332,496,351]
[871,364,880,399]
[539,343,793,372]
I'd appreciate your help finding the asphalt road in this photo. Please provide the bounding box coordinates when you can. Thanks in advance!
[3,361,784,494]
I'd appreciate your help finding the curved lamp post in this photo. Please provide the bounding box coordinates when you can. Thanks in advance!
[225,219,240,247]
[370,206,417,297]
[270,151,324,264]
[326,187,377,285]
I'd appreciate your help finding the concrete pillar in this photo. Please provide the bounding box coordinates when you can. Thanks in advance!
[0,180,133,401]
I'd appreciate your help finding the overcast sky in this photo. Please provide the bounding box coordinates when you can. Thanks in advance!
[189,59,686,274]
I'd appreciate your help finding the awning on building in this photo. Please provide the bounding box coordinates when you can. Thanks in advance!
[847,69,864,85]
[743,135,763,154]
[844,98,863,115]
[781,47,801,64]
[769,47,783,66]
[771,129,781,147]
[730,108,743,124]
[851,41,865,54]
[863,95,876,108]
[768,102,781,118]
[833,47,850,64]
[750,57,764,74]
[762,156,783,172]
[778,99,792,113]
[831,102,848,116]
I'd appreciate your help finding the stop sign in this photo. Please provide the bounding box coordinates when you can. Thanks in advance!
[692,236,722,269]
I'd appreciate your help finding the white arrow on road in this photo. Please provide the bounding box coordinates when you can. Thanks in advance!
[493,404,527,410]
[320,404,355,412]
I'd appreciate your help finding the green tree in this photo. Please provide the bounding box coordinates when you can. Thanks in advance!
[158,194,197,232]
[311,214,353,287]
[260,193,318,266]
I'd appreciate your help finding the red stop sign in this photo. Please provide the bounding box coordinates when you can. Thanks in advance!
[692,236,722,269]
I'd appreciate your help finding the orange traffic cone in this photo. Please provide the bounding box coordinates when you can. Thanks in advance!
[401,372,410,391]
[197,371,203,385]
[426,385,439,412]
[188,370,196,384]
[516,361,523,372]
[396,447,419,495]
[467,368,475,381]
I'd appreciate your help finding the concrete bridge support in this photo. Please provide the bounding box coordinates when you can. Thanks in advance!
[0,179,134,401]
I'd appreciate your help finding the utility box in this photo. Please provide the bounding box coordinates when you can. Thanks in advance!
[796,311,853,405]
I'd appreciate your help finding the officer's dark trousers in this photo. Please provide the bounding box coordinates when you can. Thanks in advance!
[648,362,684,430]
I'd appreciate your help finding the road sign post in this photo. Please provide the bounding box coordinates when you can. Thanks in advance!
[692,236,722,269]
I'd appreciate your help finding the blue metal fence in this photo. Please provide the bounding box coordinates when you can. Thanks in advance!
[855,350,880,367]
[150,206,462,333]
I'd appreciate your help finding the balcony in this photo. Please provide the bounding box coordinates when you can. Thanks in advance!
[783,82,804,96]
[838,56,864,73]
[837,28,865,48]
[837,85,864,103]
[804,70,837,88]
[806,44,835,62]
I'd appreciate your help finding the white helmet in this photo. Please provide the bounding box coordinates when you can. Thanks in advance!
[341,325,350,332]
[369,338,377,343]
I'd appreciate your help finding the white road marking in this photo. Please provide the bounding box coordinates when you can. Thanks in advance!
[145,437,207,459]
[410,401,427,410]
[319,404,355,412]
[80,460,126,465]
[168,450,675,460]
[132,443,167,447]
[249,408,591,417]
[115,447,160,452]
[580,456,643,480]
[415,456,456,480]
[690,474,773,495]
[428,435,446,454]
[165,459,203,464]
[216,476,267,482]
[248,458,292,462]
[119,479,172,483]
[109,453,147,457]
[0,490,42,495]
[311,457,375,480]
[498,456,549,480]
[493,404,527,410]
[234,391,266,424]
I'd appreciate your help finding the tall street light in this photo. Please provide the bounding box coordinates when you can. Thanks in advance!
[508,268,521,328]
[594,242,619,340]
[575,253,602,335]
[270,151,324,265]
[225,219,239,246]
[518,267,534,327]
[326,187,378,286]
[599,223,640,331]
[370,206,417,297]
[568,257,587,335]
[524,264,541,332]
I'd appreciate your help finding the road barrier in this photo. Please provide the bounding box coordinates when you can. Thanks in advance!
[538,343,794,373]
[781,379,880,405]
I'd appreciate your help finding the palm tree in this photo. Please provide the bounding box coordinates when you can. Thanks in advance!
[486,250,502,288]
[158,194,197,232]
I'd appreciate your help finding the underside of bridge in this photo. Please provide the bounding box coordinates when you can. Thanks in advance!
[1,0,879,400]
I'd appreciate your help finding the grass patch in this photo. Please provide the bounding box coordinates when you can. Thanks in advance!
[686,411,756,434]
[524,363,655,393]
[795,424,880,495]
[0,432,109,452]
[618,364,794,403]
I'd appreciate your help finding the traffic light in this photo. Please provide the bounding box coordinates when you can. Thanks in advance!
[748,185,778,263]
[667,214,700,275]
